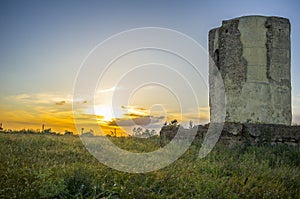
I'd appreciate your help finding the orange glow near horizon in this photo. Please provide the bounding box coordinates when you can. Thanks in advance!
[0,92,210,135]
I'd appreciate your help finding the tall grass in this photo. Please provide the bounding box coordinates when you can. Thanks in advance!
[0,133,299,198]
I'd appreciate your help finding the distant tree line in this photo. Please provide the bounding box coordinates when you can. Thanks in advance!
[0,123,76,136]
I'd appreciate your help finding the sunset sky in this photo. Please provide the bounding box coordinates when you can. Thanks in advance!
[1,0,300,135]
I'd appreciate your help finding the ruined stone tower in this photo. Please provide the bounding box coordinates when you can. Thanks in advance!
[209,16,291,125]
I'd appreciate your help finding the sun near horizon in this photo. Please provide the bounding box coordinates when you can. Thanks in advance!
[0,83,210,136]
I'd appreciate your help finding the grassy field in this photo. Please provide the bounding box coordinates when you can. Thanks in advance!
[0,133,299,198]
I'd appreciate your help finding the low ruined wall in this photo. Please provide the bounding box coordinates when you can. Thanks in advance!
[219,123,300,148]
[160,123,300,149]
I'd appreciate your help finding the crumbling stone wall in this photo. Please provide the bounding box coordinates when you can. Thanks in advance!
[219,122,300,149]
[159,123,300,149]
[209,16,291,125]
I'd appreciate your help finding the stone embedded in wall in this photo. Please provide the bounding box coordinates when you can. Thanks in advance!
[209,16,291,125]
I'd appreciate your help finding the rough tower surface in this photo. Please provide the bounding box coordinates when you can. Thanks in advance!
[209,16,291,125]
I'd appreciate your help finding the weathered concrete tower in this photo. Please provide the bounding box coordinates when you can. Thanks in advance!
[209,16,291,125]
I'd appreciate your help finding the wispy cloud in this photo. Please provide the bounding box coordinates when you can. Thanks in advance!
[5,92,73,104]
[13,93,31,100]
[56,101,66,105]
[97,86,118,93]
[107,116,151,127]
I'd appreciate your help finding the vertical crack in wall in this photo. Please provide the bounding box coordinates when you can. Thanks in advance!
[219,19,247,94]
[265,17,272,82]
[265,16,292,124]
[265,17,291,87]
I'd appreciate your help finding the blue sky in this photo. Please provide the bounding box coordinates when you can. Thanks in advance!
[1,0,300,132]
